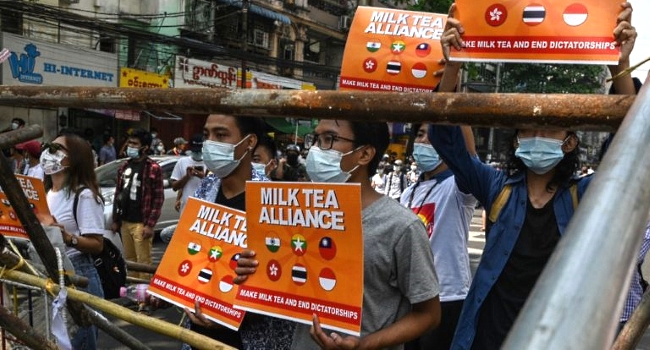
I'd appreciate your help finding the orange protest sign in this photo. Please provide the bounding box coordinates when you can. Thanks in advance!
[339,7,446,93]
[450,0,621,64]
[236,182,363,336]
[0,175,50,239]
[148,197,247,330]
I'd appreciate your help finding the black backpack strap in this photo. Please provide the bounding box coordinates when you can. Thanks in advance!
[638,262,649,292]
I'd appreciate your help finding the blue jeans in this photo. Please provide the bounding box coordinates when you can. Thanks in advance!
[70,254,104,350]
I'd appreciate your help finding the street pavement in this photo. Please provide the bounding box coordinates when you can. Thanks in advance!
[96,210,650,349]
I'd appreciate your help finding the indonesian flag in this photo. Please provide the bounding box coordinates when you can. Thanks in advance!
[411,63,427,79]
[563,3,588,26]
[219,275,234,293]
[319,268,337,291]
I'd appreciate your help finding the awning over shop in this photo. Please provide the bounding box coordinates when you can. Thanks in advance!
[216,0,291,25]
[265,118,313,136]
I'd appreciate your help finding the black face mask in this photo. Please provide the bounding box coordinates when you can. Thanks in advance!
[287,153,299,166]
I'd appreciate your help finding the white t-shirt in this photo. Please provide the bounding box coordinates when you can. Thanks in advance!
[24,164,45,181]
[171,156,206,212]
[400,172,477,302]
[371,173,385,194]
[46,188,109,258]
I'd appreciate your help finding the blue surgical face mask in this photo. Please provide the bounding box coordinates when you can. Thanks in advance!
[252,162,267,176]
[515,136,567,175]
[413,143,442,172]
[126,146,141,159]
[202,136,250,178]
[306,146,360,183]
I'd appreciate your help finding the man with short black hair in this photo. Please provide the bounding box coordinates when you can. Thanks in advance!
[111,128,164,279]
[271,144,309,181]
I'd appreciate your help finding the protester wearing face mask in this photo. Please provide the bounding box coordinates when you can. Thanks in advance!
[407,162,420,185]
[160,134,207,244]
[384,159,407,200]
[15,140,44,180]
[111,128,163,280]
[270,144,309,181]
[149,128,164,155]
[236,119,441,349]
[400,123,478,350]
[428,3,637,348]
[39,132,107,349]
[178,114,295,350]
[252,135,278,179]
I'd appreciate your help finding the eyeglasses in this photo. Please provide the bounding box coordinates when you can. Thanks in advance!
[41,142,68,154]
[304,133,356,151]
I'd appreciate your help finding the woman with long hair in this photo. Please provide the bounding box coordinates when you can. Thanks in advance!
[39,131,106,349]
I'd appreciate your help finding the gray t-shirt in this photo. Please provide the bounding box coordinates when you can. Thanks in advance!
[291,196,440,349]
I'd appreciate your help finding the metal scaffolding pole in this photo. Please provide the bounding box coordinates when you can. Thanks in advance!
[504,74,650,349]
[0,86,636,131]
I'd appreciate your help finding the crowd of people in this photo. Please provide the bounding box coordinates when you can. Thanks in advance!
[1,2,648,349]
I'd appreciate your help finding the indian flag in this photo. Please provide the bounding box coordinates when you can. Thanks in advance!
[366,41,381,53]
[187,242,201,255]
[265,236,281,253]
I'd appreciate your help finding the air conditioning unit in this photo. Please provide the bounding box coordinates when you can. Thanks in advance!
[338,15,351,31]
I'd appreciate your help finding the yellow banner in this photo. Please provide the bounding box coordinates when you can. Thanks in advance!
[119,67,170,88]
[148,198,247,330]
[450,0,621,64]
[235,182,364,336]
[0,175,50,239]
[339,7,447,93]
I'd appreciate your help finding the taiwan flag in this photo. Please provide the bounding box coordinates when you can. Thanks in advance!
[229,253,241,270]
[415,43,431,57]
[319,237,337,260]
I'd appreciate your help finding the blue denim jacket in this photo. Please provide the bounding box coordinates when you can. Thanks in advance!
[429,125,592,349]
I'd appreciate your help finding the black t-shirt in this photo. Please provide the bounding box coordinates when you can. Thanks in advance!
[472,196,560,350]
[121,160,145,223]
[190,186,246,349]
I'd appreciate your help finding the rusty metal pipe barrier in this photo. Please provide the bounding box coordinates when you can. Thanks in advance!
[503,73,650,349]
[0,86,636,131]
[612,289,650,350]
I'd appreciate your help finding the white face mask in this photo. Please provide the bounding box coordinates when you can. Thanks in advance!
[40,150,67,175]
[11,122,19,130]
[202,136,250,178]
[306,146,360,183]
[190,151,203,161]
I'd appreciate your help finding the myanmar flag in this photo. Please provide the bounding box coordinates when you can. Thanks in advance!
[366,41,381,53]
[188,242,201,255]
[291,234,307,256]
[208,246,223,262]
[265,236,281,253]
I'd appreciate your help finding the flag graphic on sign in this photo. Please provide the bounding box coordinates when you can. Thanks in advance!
[292,264,307,285]
[415,43,431,57]
[485,3,507,26]
[188,242,201,255]
[220,275,234,293]
[363,57,377,73]
[563,3,588,26]
[366,41,381,52]
[265,235,281,253]
[178,260,192,277]
[267,259,282,282]
[198,268,213,283]
[523,4,545,25]
[390,40,406,54]
[411,63,427,79]
[291,234,307,256]
[208,246,223,262]
[229,253,241,270]
[319,268,337,291]
[387,61,402,75]
[319,237,337,260]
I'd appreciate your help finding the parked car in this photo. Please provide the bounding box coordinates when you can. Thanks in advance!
[95,155,181,232]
